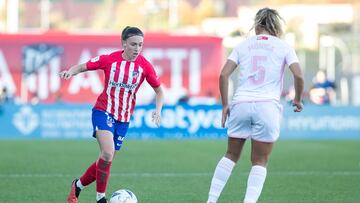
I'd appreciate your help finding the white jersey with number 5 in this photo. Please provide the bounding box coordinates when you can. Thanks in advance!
[228,34,299,102]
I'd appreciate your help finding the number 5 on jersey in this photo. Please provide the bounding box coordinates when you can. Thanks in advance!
[250,56,267,85]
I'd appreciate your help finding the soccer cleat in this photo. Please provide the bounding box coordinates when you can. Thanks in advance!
[96,197,107,203]
[67,179,81,203]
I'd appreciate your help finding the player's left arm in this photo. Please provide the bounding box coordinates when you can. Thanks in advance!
[286,47,304,112]
[289,62,304,112]
[152,85,164,127]
[145,61,163,127]
[59,63,87,80]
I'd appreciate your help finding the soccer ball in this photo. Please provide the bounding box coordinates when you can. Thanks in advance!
[109,189,138,203]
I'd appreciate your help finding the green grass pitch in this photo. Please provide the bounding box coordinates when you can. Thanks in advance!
[0,139,359,203]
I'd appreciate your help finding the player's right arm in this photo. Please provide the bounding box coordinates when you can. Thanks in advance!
[219,59,237,127]
[289,62,304,112]
[59,54,109,80]
[59,63,87,80]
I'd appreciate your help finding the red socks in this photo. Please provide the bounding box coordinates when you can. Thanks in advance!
[96,158,112,193]
[78,158,112,193]
[79,161,97,186]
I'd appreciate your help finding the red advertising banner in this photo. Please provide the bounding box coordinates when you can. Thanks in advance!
[0,32,223,104]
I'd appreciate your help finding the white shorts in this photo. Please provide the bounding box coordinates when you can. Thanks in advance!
[226,100,283,143]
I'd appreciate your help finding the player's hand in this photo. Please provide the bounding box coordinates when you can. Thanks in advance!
[151,111,161,127]
[292,100,303,112]
[59,70,72,80]
[221,105,230,128]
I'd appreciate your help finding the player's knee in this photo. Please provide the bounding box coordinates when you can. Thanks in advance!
[225,150,240,162]
[101,150,114,161]
[251,155,268,166]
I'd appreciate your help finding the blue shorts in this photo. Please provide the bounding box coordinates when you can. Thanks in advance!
[91,108,129,151]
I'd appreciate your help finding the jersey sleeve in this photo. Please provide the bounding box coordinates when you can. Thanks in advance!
[285,47,299,66]
[86,55,109,70]
[145,62,161,88]
[227,47,240,65]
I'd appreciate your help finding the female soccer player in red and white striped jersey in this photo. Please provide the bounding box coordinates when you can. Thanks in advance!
[60,26,164,203]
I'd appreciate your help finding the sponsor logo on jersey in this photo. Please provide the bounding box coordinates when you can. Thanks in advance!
[109,80,138,90]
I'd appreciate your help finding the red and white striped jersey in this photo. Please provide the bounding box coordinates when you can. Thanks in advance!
[86,50,160,122]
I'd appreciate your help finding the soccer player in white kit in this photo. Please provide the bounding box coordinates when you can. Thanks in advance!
[206,8,304,203]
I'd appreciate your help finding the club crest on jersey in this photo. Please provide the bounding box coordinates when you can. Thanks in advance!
[132,70,139,79]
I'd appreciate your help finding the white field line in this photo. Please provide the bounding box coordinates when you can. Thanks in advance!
[0,171,360,178]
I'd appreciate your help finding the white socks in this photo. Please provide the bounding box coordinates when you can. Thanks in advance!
[207,157,236,203]
[244,165,267,203]
[207,157,267,203]
[76,179,85,190]
[96,192,105,201]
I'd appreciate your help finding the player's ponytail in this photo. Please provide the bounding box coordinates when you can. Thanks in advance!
[121,26,144,41]
[252,8,285,37]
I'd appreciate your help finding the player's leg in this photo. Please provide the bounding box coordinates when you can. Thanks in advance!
[94,121,129,203]
[95,130,115,203]
[207,137,247,203]
[78,161,97,189]
[243,140,273,203]
[244,101,280,203]
[225,137,246,162]
[67,109,116,203]
[67,161,97,203]
[67,109,114,203]
[207,103,251,203]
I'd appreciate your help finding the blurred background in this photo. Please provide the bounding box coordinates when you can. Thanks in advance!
[0,0,359,139]
[0,1,360,202]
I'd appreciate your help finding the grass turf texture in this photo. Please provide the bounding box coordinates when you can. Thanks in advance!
[0,140,359,203]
